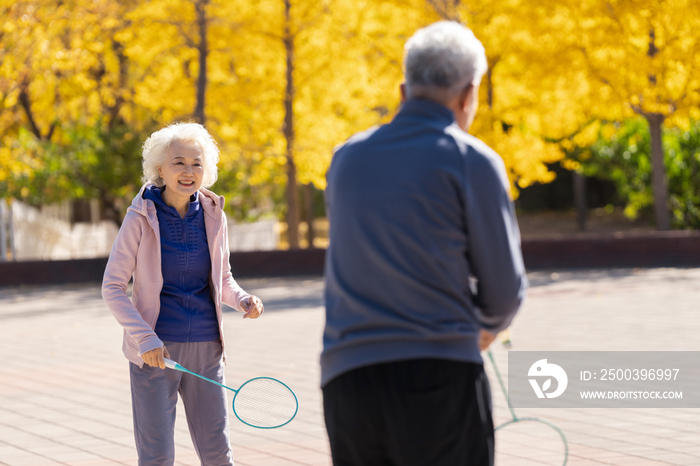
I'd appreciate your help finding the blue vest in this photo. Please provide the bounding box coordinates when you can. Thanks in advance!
[143,186,220,343]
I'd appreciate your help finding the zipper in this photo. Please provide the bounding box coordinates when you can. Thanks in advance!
[183,216,192,342]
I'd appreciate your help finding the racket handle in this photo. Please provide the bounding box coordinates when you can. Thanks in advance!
[498,329,512,349]
[164,358,181,371]
[162,358,236,393]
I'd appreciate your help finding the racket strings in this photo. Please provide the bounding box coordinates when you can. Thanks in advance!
[233,378,298,428]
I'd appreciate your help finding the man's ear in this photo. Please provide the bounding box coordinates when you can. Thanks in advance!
[460,84,475,112]
[400,83,407,103]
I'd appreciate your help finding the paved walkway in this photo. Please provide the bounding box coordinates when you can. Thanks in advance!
[1,268,699,466]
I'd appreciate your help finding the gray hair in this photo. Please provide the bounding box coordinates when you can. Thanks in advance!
[404,21,488,101]
[141,122,220,188]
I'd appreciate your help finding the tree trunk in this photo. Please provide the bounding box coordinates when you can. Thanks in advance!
[304,183,315,248]
[572,170,587,231]
[18,84,55,141]
[194,0,208,125]
[283,0,300,249]
[0,199,8,262]
[643,28,670,230]
[100,194,124,228]
[107,40,128,130]
[646,113,671,230]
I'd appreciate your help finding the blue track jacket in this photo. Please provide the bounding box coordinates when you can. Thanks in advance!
[321,98,528,387]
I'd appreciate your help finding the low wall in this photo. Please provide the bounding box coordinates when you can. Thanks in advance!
[6,199,279,261]
[0,231,698,287]
[521,230,700,269]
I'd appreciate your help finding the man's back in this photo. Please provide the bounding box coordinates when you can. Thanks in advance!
[322,98,527,387]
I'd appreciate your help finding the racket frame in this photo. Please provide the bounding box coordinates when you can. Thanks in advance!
[232,376,299,429]
[164,358,299,429]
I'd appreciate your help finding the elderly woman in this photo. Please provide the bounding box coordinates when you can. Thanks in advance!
[102,122,263,466]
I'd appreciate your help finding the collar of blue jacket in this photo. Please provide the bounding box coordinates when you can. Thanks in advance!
[396,98,456,126]
[143,185,201,219]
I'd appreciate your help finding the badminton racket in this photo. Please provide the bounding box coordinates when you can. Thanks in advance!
[164,358,298,429]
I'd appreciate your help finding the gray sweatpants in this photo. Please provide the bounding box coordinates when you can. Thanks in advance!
[129,341,234,466]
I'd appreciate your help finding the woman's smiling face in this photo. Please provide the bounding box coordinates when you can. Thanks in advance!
[158,140,204,200]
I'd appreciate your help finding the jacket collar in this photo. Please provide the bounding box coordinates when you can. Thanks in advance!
[197,186,225,221]
[394,98,456,127]
[128,184,158,228]
[130,184,225,223]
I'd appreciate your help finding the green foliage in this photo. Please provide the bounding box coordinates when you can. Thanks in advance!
[1,120,156,222]
[0,116,283,223]
[666,122,700,228]
[214,152,287,223]
[574,119,700,229]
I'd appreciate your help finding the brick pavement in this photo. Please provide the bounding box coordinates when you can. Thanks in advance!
[1,268,699,465]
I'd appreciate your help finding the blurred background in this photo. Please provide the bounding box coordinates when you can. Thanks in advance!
[1,0,699,261]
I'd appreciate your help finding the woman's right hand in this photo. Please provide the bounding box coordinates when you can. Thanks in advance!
[242,295,264,319]
[141,345,171,369]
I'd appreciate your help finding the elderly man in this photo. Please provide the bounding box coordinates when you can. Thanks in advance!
[321,21,528,466]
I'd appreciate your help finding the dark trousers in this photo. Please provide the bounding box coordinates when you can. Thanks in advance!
[323,359,494,466]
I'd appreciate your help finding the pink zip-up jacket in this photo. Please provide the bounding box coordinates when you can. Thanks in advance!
[102,184,251,367]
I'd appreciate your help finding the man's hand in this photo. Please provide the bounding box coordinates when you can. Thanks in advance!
[242,295,263,319]
[141,345,171,369]
[479,329,497,351]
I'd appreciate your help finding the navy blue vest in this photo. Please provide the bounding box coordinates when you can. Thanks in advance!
[143,186,219,342]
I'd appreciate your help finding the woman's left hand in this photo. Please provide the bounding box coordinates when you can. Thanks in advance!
[242,295,263,319]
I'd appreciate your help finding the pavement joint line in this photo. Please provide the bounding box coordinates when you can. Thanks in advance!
[0,408,132,441]
[567,450,676,466]
[0,384,134,423]
[0,415,134,453]
[553,422,700,455]
[0,430,100,466]
[0,402,216,459]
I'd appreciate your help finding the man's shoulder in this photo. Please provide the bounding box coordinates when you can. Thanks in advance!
[444,126,498,159]
[333,125,382,154]
[444,126,504,170]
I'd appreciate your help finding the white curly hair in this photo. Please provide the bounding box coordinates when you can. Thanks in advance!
[141,122,220,188]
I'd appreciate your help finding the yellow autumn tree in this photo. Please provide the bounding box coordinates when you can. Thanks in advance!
[424,0,605,196]
[11,0,692,239]
[540,0,700,229]
[0,0,154,221]
[122,0,308,245]
[287,0,437,246]
[199,0,437,247]
[67,0,289,222]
